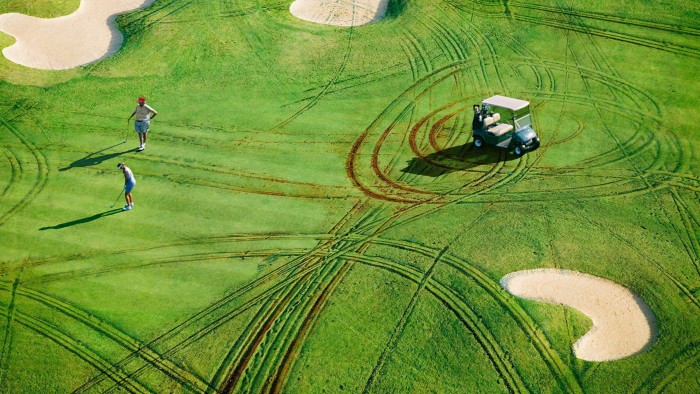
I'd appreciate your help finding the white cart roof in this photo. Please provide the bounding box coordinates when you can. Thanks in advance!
[482,95,530,111]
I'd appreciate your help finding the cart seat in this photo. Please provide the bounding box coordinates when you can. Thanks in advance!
[488,123,513,137]
[483,112,501,127]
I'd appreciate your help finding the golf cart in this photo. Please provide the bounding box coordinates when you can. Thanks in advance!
[472,95,540,157]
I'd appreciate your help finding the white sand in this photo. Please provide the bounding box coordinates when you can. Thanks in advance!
[290,0,389,26]
[0,0,155,70]
[500,269,656,362]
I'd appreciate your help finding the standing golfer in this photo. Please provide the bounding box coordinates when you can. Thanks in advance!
[117,163,136,211]
[128,96,157,151]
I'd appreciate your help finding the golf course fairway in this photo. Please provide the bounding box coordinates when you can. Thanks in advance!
[0,0,698,392]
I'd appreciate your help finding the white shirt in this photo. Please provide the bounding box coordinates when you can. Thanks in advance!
[134,104,156,121]
[123,166,135,183]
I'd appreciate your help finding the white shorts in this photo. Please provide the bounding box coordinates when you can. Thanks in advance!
[134,119,150,133]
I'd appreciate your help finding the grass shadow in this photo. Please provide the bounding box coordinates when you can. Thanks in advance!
[385,0,408,19]
[401,143,516,177]
[59,143,135,171]
[39,209,123,230]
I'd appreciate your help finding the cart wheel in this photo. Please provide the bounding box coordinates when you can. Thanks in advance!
[473,136,485,148]
[514,144,524,157]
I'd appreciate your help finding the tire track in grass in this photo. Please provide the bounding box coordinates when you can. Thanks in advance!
[75,249,327,393]
[265,206,480,392]
[562,202,700,310]
[506,89,674,187]
[668,188,700,277]
[97,278,302,394]
[510,1,700,36]
[218,212,390,392]
[0,281,214,392]
[90,207,369,392]
[465,9,555,92]
[349,12,567,203]
[350,254,527,393]
[243,260,347,391]
[386,35,429,185]
[0,305,152,393]
[442,253,582,394]
[286,61,416,107]
[362,246,450,393]
[632,341,700,394]
[204,256,336,392]
[219,271,311,393]
[130,153,356,200]
[0,278,19,387]
[271,25,355,131]
[511,13,700,59]
[214,208,405,392]
[262,185,564,391]
[552,0,632,110]
[360,11,484,190]
[89,193,569,394]
[230,216,381,390]
[348,61,514,203]
[332,171,571,379]
[435,3,508,94]
[248,258,349,392]
[85,256,311,394]
[0,149,20,201]
[30,249,312,285]
[0,115,49,227]
[5,233,335,279]
[6,237,344,388]
[120,0,194,36]
[265,259,354,394]
[435,7,562,176]
[204,288,282,394]
[347,236,582,393]
[202,214,378,392]
[400,28,430,79]
[347,64,466,203]
[509,58,662,118]
[73,245,332,391]
[563,20,697,287]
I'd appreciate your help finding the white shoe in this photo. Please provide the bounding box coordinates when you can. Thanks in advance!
[129,202,134,207]
[123,205,132,211]
[137,144,144,151]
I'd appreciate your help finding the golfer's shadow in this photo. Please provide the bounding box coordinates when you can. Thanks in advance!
[401,143,515,177]
[59,143,134,171]
[39,209,122,230]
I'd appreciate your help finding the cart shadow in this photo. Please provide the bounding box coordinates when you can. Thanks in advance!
[401,143,517,177]
[59,143,135,171]
[39,209,123,230]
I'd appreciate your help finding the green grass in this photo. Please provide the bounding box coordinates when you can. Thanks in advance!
[0,0,79,18]
[1,0,699,392]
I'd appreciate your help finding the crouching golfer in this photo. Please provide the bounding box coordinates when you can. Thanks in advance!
[128,96,157,151]
[117,163,136,211]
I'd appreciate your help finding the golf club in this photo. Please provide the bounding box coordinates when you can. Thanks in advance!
[106,188,124,208]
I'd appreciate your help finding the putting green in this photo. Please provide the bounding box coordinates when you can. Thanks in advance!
[0,0,698,393]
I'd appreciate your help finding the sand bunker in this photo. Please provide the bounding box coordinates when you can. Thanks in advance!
[0,0,155,70]
[500,269,656,362]
[290,0,389,26]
